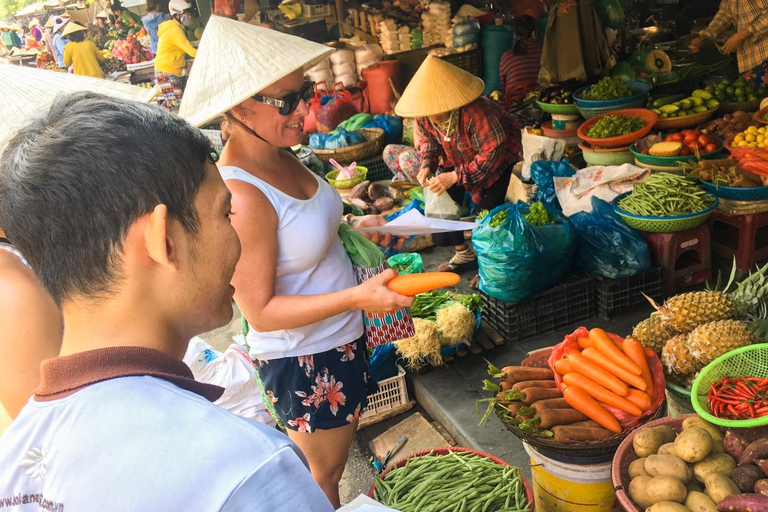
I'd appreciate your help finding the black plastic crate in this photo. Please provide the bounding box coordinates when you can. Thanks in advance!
[360,155,393,182]
[480,274,596,344]
[441,48,482,78]
[594,267,663,320]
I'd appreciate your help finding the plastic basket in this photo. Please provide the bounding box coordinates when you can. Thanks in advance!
[360,364,409,422]
[612,191,718,232]
[481,274,595,343]
[441,48,482,77]
[577,96,650,119]
[574,81,652,108]
[630,138,724,167]
[577,109,658,148]
[536,100,580,115]
[325,166,368,190]
[359,155,394,182]
[594,267,663,320]
[700,179,768,201]
[654,108,718,130]
[691,343,768,428]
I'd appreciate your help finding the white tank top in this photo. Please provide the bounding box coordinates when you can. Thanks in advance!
[219,165,364,361]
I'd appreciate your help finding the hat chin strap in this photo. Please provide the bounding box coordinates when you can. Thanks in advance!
[230,113,270,145]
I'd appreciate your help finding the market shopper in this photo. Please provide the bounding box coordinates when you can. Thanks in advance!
[51,16,69,68]
[154,0,198,112]
[499,15,543,107]
[28,19,43,46]
[111,1,144,29]
[395,55,522,273]
[62,23,105,79]
[179,17,413,508]
[142,0,171,54]
[689,0,768,84]
[0,92,335,511]
[0,23,21,50]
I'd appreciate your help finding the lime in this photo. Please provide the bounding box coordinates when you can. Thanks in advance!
[735,77,747,87]
[722,78,732,86]
[706,84,716,94]
[726,86,736,96]
[735,86,746,96]
[749,94,758,101]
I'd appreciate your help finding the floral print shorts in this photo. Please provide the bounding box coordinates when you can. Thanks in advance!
[743,59,768,87]
[254,335,377,433]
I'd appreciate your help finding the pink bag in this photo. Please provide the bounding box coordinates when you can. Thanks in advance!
[311,82,358,133]
[354,263,416,348]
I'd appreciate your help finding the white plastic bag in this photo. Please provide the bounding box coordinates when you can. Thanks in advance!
[183,337,276,427]
[521,127,566,179]
[554,163,649,217]
[330,48,355,65]
[424,187,460,220]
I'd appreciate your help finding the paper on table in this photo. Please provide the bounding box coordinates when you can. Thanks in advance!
[355,209,479,237]
[336,494,402,511]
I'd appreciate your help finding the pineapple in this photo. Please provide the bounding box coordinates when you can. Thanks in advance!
[661,333,696,375]
[632,313,679,353]
[689,320,757,368]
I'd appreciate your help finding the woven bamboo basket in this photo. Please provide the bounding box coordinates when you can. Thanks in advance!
[312,128,385,165]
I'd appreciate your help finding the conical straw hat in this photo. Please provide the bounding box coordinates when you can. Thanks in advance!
[61,22,87,37]
[179,16,334,127]
[394,55,484,118]
[44,15,56,28]
[52,16,69,34]
[0,65,156,145]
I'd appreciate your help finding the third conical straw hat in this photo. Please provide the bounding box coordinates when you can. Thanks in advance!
[395,55,484,118]
[179,16,334,127]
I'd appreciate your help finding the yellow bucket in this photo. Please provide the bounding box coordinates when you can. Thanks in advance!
[525,444,620,512]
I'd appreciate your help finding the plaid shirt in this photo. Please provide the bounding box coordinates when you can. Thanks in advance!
[417,97,522,204]
[700,0,768,72]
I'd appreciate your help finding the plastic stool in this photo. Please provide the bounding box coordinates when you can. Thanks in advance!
[707,210,768,274]
[640,224,712,297]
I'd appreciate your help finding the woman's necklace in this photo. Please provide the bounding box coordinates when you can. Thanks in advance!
[430,110,458,142]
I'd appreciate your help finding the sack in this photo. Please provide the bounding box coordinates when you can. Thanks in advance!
[472,201,577,302]
[569,197,652,279]
[338,224,415,347]
[595,0,625,30]
[530,159,576,211]
[521,127,566,178]
[311,82,358,133]
[387,253,423,275]
[424,187,460,220]
[363,114,403,144]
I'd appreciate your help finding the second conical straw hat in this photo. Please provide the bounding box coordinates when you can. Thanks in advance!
[394,55,484,118]
[179,16,334,127]
[61,22,87,38]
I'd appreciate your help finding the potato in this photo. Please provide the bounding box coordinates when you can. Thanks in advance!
[646,502,693,512]
[647,476,688,504]
[635,426,678,457]
[629,475,654,509]
[682,417,724,444]
[659,443,679,456]
[703,472,740,505]
[693,453,736,483]
[646,454,692,482]
[686,479,704,493]
[630,457,650,478]
[675,428,713,463]
[684,491,717,512]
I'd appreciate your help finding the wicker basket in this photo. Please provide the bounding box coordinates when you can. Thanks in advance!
[312,128,385,165]
[654,108,718,130]
[613,191,719,232]
[720,99,761,113]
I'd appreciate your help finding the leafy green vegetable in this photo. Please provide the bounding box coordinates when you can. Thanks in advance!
[581,77,633,101]
[586,115,645,139]
[523,202,554,226]
[410,290,481,318]
[489,210,508,227]
[476,209,490,221]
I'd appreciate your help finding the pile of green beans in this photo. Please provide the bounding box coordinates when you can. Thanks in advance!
[617,173,715,217]
[373,451,531,512]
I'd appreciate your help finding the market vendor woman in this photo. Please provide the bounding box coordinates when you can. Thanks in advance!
[689,0,768,84]
[395,55,522,273]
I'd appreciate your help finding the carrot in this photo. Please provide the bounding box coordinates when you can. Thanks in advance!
[536,409,588,429]
[581,347,648,391]
[512,380,557,391]
[577,336,594,350]
[569,420,603,428]
[626,389,652,411]
[501,402,526,415]
[565,351,629,397]
[562,385,622,434]
[520,387,562,404]
[387,272,460,295]
[563,373,643,416]
[500,381,512,392]
[531,398,569,412]
[500,367,554,385]
[551,425,614,443]
[623,337,655,397]
[589,328,642,376]
[554,358,573,376]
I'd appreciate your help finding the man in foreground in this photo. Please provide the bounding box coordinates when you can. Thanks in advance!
[0,92,334,511]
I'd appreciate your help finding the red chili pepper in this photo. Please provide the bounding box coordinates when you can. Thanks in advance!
[728,404,740,417]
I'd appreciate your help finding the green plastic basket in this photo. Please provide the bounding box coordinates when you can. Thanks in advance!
[630,138,724,167]
[536,100,580,115]
[325,166,368,190]
[612,192,718,232]
[691,343,768,428]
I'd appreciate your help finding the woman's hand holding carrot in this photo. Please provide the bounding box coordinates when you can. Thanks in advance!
[356,269,415,313]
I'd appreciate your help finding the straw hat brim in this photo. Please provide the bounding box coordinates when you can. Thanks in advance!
[394,55,484,118]
[179,16,334,127]
[0,65,155,145]
[61,22,87,37]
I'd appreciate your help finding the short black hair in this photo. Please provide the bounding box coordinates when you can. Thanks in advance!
[66,30,85,42]
[146,0,170,13]
[514,15,536,41]
[111,2,124,12]
[0,92,214,305]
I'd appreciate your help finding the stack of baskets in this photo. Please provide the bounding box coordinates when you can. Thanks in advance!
[573,81,652,119]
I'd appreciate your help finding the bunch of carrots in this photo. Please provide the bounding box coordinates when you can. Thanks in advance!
[554,328,656,435]
[729,147,768,177]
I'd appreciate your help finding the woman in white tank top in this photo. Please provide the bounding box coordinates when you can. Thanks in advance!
[180,26,413,508]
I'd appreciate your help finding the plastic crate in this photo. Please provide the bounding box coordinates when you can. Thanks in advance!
[441,48,482,78]
[480,274,596,344]
[328,154,393,182]
[593,267,663,320]
[360,364,409,422]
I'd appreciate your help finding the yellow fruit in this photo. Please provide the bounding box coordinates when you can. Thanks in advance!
[746,133,757,142]
[758,135,765,144]
[760,127,767,134]
[750,142,759,147]
[734,134,745,144]
[738,140,749,147]
[748,126,759,134]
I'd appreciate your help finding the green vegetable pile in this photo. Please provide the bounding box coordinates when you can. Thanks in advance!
[586,115,646,139]
[373,450,531,512]
[410,290,481,318]
[489,210,508,227]
[523,202,553,226]
[581,77,633,101]
[617,173,715,217]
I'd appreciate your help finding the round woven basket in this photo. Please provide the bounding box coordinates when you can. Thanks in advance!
[630,137,723,167]
[612,191,719,232]
[654,108,717,130]
[312,128,385,165]
[577,108,658,148]
[719,99,761,113]
[700,179,768,201]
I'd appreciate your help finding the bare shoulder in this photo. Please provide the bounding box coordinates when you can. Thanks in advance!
[0,251,57,316]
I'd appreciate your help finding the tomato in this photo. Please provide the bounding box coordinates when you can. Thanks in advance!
[684,133,699,144]
[680,146,692,156]
[687,142,700,154]
[698,135,711,147]
[705,143,718,153]
[668,133,684,142]
[681,130,693,136]
[641,149,650,155]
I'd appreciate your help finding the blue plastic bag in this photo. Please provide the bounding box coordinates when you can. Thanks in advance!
[530,159,576,211]
[309,133,330,150]
[472,201,577,302]
[370,343,399,382]
[569,197,652,279]
[363,115,403,144]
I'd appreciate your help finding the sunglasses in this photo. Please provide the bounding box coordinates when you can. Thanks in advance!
[252,80,314,116]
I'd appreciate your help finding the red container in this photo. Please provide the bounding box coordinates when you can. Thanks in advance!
[362,60,401,115]
[577,108,658,148]
[368,446,535,509]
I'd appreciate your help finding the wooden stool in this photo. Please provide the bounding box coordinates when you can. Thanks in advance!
[640,224,712,297]
[708,210,768,274]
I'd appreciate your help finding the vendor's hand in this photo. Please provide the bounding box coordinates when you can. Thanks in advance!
[354,215,406,250]
[688,36,705,54]
[427,171,458,197]
[721,30,752,55]
[417,167,433,187]
[355,269,415,314]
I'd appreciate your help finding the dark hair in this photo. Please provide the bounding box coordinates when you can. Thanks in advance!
[513,15,536,54]
[66,30,85,42]
[0,92,214,305]
[111,2,123,12]
[146,0,170,13]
